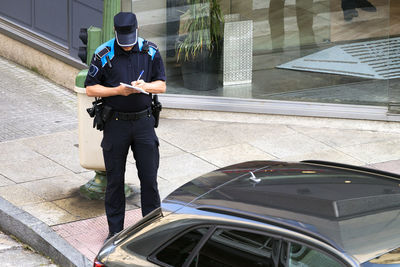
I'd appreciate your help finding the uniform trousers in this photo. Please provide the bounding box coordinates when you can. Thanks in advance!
[101,114,161,234]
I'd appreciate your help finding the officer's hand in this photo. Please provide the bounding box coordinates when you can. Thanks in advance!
[133,80,147,93]
[118,84,138,96]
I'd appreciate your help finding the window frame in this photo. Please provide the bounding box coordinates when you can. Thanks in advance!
[148,221,355,267]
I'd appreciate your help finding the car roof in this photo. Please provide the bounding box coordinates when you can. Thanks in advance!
[163,160,400,263]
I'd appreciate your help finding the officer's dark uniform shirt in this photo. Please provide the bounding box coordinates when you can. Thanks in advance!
[84,39,166,112]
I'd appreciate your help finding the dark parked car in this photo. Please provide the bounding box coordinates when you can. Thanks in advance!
[94,160,400,267]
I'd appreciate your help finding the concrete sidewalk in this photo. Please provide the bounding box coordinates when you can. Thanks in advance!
[1,55,400,266]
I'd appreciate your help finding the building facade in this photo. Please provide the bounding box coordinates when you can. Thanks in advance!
[1,0,399,121]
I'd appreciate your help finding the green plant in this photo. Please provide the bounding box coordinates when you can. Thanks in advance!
[176,0,224,62]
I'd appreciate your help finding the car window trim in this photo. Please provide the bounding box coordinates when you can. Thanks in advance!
[182,225,216,267]
[280,240,290,267]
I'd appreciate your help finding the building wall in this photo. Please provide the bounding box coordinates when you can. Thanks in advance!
[0,33,79,91]
[0,0,103,60]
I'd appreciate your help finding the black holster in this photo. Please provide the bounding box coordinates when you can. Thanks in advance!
[86,97,112,131]
[151,94,162,128]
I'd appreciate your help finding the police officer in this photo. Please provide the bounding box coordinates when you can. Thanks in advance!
[84,12,166,240]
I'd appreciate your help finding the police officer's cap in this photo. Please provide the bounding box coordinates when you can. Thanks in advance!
[114,12,138,47]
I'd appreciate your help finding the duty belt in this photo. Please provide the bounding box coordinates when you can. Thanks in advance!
[113,108,151,121]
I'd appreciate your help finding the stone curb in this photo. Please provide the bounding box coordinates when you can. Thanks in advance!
[0,196,92,267]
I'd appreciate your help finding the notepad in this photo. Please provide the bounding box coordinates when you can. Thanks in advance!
[120,82,149,95]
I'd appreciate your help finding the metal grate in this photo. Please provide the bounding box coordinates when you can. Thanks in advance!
[223,20,253,85]
[278,37,400,80]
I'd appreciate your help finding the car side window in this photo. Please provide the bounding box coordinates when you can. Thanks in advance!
[189,228,277,267]
[154,227,210,267]
[288,242,343,267]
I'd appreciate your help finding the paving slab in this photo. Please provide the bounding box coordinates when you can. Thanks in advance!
[157,152,217,182]
[216,122,298,143]
[291,126,400,148]
[51,196,106,222]
[20,174,90,202]
[0,156,72,183]
[367,159,400,174]
[158,123,241,153]
[339,139,400,164]
[20,131,86,174]
[0,174,15,187]
[158,139,186,158]
[249,131,333,158]
[155,118,220,137]
[0,184,44,206]
[0,141,41,163]
[194,143,276,168]
[21,202,78,226]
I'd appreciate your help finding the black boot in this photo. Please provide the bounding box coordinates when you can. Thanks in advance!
[104,232,117,244]
[343,9,359,21]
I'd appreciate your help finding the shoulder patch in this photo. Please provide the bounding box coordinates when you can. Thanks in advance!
[88,64,99,77]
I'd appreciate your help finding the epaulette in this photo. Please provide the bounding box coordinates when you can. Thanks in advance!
[95,47,110,61]
[94,38,115,67]
[147,41,158,51]
[138,37,157,60]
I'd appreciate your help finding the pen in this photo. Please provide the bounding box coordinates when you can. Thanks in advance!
[136,70,144,82]
[132,70,144,87]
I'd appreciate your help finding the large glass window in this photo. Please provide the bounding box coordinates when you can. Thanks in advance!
[134,0,397,107]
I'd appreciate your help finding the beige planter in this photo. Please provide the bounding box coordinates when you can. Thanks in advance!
[74,86,105,171]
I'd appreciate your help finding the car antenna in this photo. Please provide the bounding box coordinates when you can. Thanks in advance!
[249,171,261,183]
